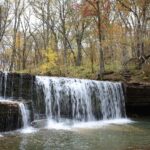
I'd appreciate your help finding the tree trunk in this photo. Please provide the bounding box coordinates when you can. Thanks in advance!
[9,30,17,71]
[76,40,82,66]
[97,2,105,79]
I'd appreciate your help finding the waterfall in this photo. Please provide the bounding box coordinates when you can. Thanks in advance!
[0,72,130,131]
[0,74,3,95]
[18,102,29,128]
[18,102,36,133]
[4,72,8,98]
[19,74,23,98]
[36,76,126,122]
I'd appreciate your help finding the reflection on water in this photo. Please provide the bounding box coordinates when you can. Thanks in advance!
[0,119,150,150]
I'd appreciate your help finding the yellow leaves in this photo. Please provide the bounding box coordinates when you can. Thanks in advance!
[45,48,58,65]
[39,63,49,73]
[16,32,23,49]
[39,48,58,74]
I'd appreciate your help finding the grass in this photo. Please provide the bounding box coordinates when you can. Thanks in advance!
[16,62,150,83]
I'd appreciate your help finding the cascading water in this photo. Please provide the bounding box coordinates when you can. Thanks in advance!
[0,72,129,132]
[18,101,36,133]
[18,102,29,128]
[36,76,126,124]
[4,72,8,98]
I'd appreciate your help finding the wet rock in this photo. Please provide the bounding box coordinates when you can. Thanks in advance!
[31,119,47,128]
[124,83,150,117]
[0,101,22,132]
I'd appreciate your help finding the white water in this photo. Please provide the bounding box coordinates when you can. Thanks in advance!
[36,76,127,129]
[18,102,37,134]
[4,72,8,98]
[0,75,130,133]
[45,118,133,130]
[18,102,29,128]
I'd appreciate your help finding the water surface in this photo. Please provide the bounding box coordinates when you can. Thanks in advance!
[0,118,150,150]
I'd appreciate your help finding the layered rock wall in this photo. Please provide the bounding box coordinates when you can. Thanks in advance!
[125,83,150,117]
[0,101,22,132]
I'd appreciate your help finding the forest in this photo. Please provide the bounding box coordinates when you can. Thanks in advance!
[0,0,150,81]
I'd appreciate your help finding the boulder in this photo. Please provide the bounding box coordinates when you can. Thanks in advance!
[0,101,22,132]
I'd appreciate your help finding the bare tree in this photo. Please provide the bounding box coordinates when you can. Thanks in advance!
[9,0,26,71]
[0,0,11,42]
[117,0,150,66]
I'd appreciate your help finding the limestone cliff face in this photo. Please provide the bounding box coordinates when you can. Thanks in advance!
[0,72,35,100]
[124,83,150,117]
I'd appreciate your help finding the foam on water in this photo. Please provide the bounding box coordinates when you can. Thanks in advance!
[46,119,71,130]
[20,127,38,134]
[72,118,133,129]
[46,118,133,131]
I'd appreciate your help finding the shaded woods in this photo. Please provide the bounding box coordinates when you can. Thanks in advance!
[0,0,150,80]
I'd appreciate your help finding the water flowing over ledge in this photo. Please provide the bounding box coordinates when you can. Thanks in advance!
[18,102,29,129]
[0,98,31,132]
[2,72,147,132]
[36,76,126,122]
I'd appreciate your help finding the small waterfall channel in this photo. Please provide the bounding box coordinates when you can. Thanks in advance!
[0,98,30,131]
[4,72,8,99]
[18,102,29,129]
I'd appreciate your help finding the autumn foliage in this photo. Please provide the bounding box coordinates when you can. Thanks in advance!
[0,0,149,79]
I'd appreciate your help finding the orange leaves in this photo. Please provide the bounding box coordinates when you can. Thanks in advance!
[108,24,123,36]
[81,0,97,17]
[81,0,111,17]
[116,0,130,16]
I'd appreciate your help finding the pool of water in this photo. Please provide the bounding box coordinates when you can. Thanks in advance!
[0,118,150,150]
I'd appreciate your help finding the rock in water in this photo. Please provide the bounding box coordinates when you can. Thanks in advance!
[0,100,22,132]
